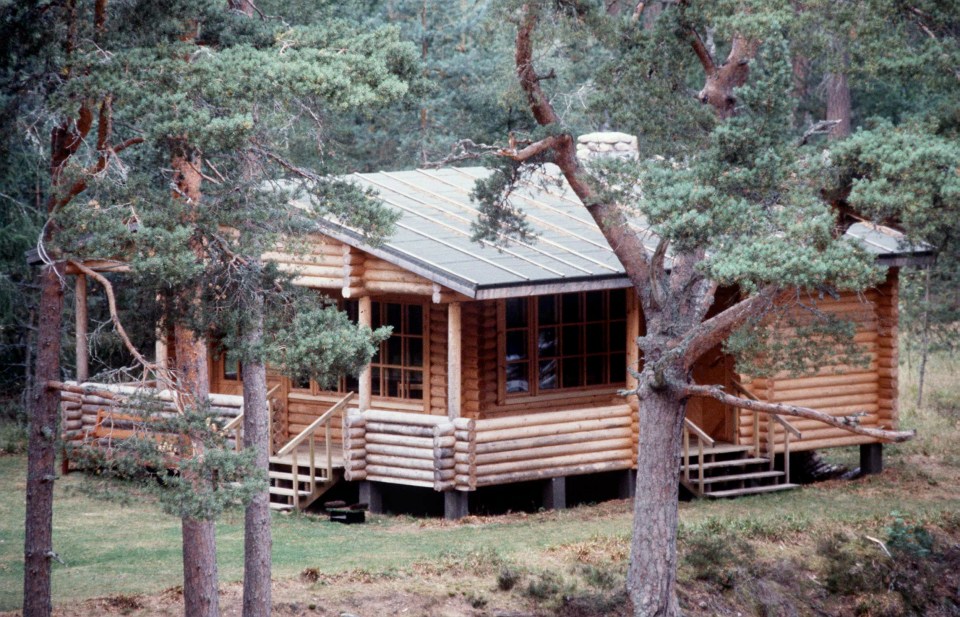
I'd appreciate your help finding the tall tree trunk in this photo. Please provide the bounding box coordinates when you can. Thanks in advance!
[23,265,64,617]
[241,290,271,617]
[627,379,687,617]
[917,268,930,406]
[825,48,851,140]
[174,322,220,617]
[172,147,220,617]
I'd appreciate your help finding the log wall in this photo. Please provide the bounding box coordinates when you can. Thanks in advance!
[738,269,900,452]
[58,382,244,448]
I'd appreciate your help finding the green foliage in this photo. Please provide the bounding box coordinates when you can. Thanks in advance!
[885,512,933,558]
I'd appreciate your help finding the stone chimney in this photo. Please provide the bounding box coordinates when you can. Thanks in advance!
[576,131,639,162]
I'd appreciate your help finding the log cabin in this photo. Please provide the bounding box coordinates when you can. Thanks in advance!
[58,133,935,518]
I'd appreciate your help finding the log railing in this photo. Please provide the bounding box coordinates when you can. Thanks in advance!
[682,417,715,496]
[220,385,280,454]
[343,404,634,492]
[274,391,354,508]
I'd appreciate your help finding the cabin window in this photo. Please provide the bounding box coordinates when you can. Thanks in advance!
[370,301,425,400]
[292,298,362,395]
[503,290,627,396]
[222,354,241,382]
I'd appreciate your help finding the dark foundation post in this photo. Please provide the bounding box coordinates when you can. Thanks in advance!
[543,476,567,510]
[618,469,637,499]
[860,443,883,475]
[444,490,469,520]
[359,481,383,514]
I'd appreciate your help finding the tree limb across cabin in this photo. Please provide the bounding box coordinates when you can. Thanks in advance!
[681,383,915,443]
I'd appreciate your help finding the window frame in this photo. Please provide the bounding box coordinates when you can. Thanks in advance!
[498,290,628,402]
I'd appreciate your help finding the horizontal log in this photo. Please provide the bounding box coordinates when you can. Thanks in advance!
[455,476,476,491]
[475,460,632,487]
[292,275,343,289]
[773,371,878,391]
[454,451,476,465]
[434,480,456,492]
[364,281,434,296]
[363,409,451,427]
[452,417,475,432]
[63,420,83,431]
[363,268,428,284]
[477,405,631,432]
[476,448,634,477]
[364,443,436,460]
[476,426,633,455]
[476,438,634,466]
[364,433,435,449]
[276,263,345,278]
[365,423,436,438]
[365,466,436,483]
[772,393,878,408]
[365,454,454,471]
[477,416,633,445]
[772,383,878,401]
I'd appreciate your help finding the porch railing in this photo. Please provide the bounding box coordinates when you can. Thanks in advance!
[731,379,801,484]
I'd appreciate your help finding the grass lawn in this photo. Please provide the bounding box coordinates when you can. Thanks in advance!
[0,353,958,614]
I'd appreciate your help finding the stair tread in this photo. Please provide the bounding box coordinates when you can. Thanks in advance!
[697,470,785,484]
[268,502,294,511]
[688,442,754,456]
[269,470,332,482]
[270,486,312,497]
[685,457,771,471]
[706,483,799,498]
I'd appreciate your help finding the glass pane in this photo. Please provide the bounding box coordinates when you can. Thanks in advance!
[585,291,604,321]
[406,370,423,400]
[386,303,402,332]
[585,356,605,385]
[609,289,627,317]
[610,353,627,383]
[610,320,627,352]
[371,369,382,396]
[406,304,423,335]
[344,374,359,392]
[505,298,527,329]
[343,299,359,322]
[538,327,558,357]
[223,356,239,381]
[561,358,582,388]
[386,368,402,397]
[371,302,382,328]
[506,331,527,361]
[538,295,558,325]
[586,323,605,354]
[387,335,403,366]
[292,374,311,390]
[562,293,581,322]
[562,325,582,355]
[407,337,423,367]
[506,362,529,393]
[538,359,558,390]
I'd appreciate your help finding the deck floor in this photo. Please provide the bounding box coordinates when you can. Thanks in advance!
[270,444,344,468]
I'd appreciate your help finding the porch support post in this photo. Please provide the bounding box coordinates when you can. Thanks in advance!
[618,469,637,500]
[75,274,88,382]
[358,296,372,411]
[359,481,382,514]
[542,476,566,510]
[444,490,468,520]
[447,301,461,420]
[860,443,883,475]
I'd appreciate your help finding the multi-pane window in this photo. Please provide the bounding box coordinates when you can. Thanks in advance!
[504,290,627,396]
[289,299,361,394]
[371,301,425,400]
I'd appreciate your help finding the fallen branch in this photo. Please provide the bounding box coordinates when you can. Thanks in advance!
[681,383,915,442]
[800,119,841,145]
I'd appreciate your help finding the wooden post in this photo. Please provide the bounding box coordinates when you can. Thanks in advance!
[358,296,372,411]
[860,443,883,475]
[359,481,383,514]
[75,274,88,382]
[447,302,461,420]
[444,491,468,520]
[542,476,567,510]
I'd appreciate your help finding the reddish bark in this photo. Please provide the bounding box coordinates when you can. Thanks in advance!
[22,265,64,617]
[241,292,272,617]
[172,147,221,617]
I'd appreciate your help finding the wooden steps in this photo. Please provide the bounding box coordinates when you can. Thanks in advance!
[681,436,798,499]
[267,446,343,512]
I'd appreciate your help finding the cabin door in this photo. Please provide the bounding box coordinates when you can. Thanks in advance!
[685,343,737,443]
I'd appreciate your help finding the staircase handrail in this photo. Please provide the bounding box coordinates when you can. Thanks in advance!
[276,391,354,457]
[682,417,714,496]
[731,378,799,484]
[682,418,715,447]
